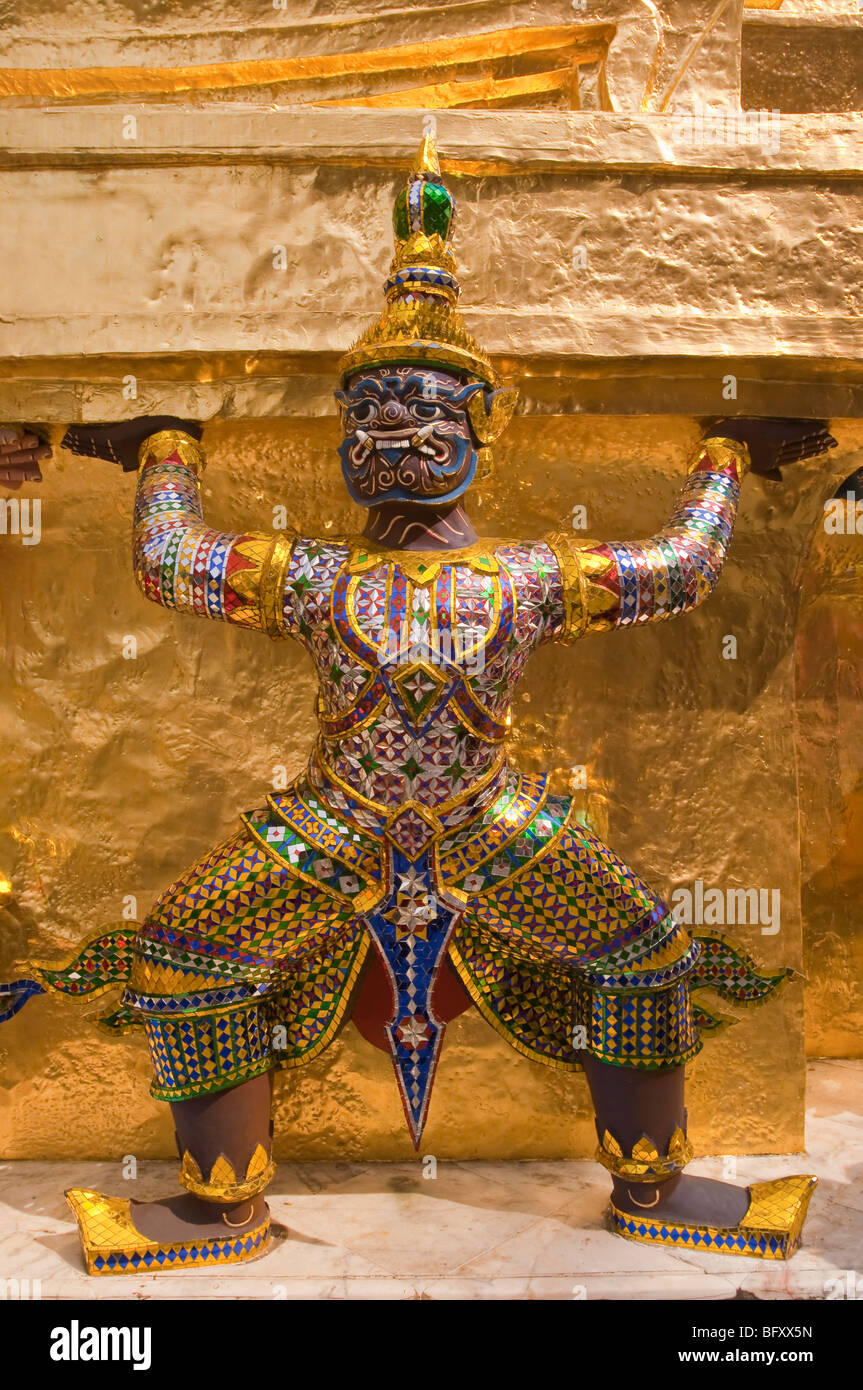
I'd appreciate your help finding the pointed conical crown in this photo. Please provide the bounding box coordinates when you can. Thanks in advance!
[338,133,498,388]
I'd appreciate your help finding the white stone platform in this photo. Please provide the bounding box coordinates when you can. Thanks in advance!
[0,1061,859,1301]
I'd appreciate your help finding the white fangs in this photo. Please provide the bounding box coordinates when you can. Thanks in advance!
[367,433,419,449]
[352,426,440,457]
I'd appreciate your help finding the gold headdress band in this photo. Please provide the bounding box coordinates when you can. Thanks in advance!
[338,133,516,454]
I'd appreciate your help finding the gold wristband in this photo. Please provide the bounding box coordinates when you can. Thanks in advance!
[178,1143,275,1204]
[596,1125,694,1184]
[689,436,751,483]
[137,429,206,478]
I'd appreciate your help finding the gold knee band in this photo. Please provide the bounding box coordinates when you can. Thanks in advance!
[596,1125,694,1184]
[179,1143,275,1204]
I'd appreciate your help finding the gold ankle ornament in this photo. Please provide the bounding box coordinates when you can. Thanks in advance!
[221,1203,254,1229]
[596,1125,694,1184]
[597,1125,819,1260]
[179,1142,275,1204]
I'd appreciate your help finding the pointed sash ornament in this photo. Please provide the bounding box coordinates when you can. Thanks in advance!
[365,846,459,1146]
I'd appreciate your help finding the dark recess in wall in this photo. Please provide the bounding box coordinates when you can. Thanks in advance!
[743,22,863,113]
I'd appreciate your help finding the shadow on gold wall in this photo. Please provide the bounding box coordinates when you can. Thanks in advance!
[797,469,863,1058]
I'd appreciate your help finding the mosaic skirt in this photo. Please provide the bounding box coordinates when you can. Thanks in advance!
[115,803,776,1101]
[2,786,790,1107]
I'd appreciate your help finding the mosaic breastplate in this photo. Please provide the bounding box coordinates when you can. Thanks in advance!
[277,538,564,1139]
[326,549,510,746]
[296,541,561,818]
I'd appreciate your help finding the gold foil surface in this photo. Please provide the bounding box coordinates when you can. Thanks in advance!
[0,1,744,115]
[0,25,609,107]
[2,414,857,1161]
[797,493,863,1059]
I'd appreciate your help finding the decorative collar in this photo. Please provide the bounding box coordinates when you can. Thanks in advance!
[346,539,503,584]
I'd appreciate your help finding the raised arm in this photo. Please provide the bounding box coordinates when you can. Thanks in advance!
[61,416,296,638]
[547,435,747,639]
[547,419,837,642]
[133,428,292,636]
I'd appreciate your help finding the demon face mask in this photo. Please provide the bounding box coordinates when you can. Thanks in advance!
[335,367,486,507]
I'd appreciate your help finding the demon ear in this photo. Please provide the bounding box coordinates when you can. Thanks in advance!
[466,387,519,446]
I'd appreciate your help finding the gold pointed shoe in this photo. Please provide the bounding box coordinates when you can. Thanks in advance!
[609,1175,818,1260]
[65,1188,271,1276]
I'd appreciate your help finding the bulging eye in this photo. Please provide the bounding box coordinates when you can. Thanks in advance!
[411,400,440,420]
[348,401,375,425]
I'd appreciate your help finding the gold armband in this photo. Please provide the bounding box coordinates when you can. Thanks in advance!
[596,1125,694,1184]
[258,532,297,640]
[137,429,206,478]
[689,436,751,483]
[546,531,588,644]
[179,1143,275,1204]
[546,532,617,643]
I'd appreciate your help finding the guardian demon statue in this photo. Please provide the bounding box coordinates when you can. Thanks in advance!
[2,135,833,1273]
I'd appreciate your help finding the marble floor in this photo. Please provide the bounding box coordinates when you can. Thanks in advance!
[0,1060,860,1301]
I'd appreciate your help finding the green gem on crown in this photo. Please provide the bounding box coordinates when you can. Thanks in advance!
[337,132,499,388]
[393,178,454,243]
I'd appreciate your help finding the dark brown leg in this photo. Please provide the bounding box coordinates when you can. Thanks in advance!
[581,1055,750,1227]
[130,1071,274,1243]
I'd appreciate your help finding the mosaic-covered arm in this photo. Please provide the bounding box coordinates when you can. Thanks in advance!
[546,436,750,640]
[133,429,296,636]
